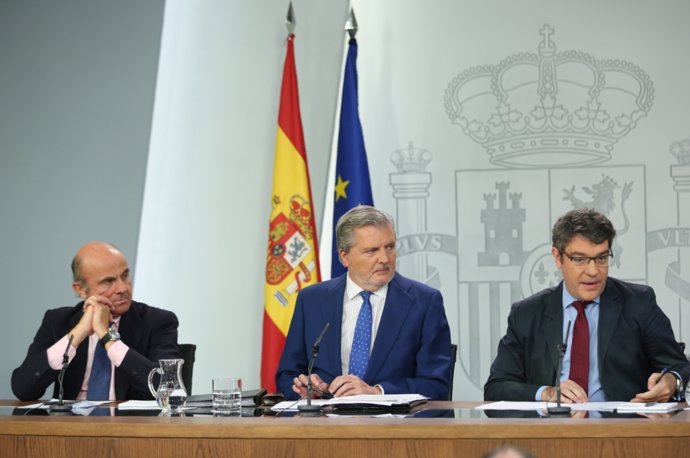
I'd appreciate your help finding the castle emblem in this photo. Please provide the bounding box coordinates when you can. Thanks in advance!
[479,182,528,266]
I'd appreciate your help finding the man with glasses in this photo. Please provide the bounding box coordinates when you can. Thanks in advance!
[484,208,690,403]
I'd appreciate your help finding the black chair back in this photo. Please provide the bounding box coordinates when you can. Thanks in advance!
[178,343,197,395]
[449,343,458,401]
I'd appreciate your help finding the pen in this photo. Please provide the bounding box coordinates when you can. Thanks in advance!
[312,387,334,399]
[656,367,670,384]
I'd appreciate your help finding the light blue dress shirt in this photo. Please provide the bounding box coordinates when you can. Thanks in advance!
[535,288,604,401]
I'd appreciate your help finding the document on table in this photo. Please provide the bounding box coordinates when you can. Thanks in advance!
[14,399,111,410]
[477,401,679,413]
[272,394,427,412]
[118,400,161,410]
[613,402,679,413]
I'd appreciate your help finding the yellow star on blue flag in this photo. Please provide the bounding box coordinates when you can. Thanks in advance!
[331,38,373,277]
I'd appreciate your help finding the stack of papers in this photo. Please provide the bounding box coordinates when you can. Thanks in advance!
[16,399,110,410]
[118,389,266,410]
[614,402,679,413]
[271,394,427,412]
[477,401,679,413]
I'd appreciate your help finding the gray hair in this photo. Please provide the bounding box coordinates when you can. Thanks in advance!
[335,205,396,253]
[71,255,83,285]
[552,208,616,253]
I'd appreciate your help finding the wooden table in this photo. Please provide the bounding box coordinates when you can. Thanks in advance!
[1,401,689,457]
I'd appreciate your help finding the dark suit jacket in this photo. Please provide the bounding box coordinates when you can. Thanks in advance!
[484,277,690,401]
[276,273,452,400]
[11,300,179,401]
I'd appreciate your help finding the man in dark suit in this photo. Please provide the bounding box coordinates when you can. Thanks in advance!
[485,208,690,403]
[276,205,452,400]
[12,242,179,401]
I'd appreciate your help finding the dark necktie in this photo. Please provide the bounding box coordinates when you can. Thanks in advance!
[349,291,373,379]
[569,300,591,394]
[87,339,112,400]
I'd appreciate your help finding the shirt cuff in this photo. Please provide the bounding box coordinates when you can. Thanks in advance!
[47,335,76,370]
[535,385,547,401]
[375,384,385,395]
[107,339,129,367]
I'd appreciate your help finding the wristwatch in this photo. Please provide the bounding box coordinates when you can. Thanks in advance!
[99,328,120,347]
[672,373,684,399]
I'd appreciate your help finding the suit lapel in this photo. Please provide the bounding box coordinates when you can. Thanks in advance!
[321,276,346,375]
[365,274,412,381]
[597,279,622,368]
[114,303,143,397]
[67,304,84,329]
[544,285,564,372]
[118,303,142,350]
[66,304,88,397]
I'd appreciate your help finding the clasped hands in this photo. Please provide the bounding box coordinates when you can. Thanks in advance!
[70,295,114,346]
[292,373,382,399]
[541,371,677,404]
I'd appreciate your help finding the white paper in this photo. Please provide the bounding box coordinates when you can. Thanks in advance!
[613,402,678,413]
[117,400,161,410]
[477,401,679,412]
[272,394,427,412]
[15,399,110,410]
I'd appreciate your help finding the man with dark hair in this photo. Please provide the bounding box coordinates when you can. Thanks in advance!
[485,208,690,402]
[276,205,452,400]
[12,242,179,401]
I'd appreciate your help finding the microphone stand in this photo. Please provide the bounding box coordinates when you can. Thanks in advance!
[298,322,330,416]
[547,321,572,416]
[49,335,75,414]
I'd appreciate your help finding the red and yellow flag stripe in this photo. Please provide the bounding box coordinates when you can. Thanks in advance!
[261,34,321,392]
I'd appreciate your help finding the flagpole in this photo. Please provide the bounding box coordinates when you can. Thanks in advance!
[326,7,374,279]
[319,11,353,280]
[261,1,321,392]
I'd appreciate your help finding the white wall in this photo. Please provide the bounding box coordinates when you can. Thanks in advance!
[133,1,348,394]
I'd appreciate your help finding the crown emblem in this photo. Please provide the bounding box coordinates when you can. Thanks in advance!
[288,195,314,240]
[671,139,690,165]
[444,24,654,168]
[391,142,432,172]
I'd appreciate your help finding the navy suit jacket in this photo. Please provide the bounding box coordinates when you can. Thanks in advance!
[484,277,690,401]
[12,300,179,401]
[276,273,452,400]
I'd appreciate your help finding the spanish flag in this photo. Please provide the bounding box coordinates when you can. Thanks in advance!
[261,34,321,392]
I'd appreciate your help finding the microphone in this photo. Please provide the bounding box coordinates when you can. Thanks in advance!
[298,322,330,416]
[547,321,572,416]
[49,335,75,414]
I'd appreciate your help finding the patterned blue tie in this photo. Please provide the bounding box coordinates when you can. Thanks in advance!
[87,341,111,400]
[349,291,373,379]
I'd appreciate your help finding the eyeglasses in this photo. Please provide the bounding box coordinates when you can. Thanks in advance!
[561,250,613,268]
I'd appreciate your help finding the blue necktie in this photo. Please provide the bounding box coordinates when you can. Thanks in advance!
[349,291,372,379]
[88,341,111,400]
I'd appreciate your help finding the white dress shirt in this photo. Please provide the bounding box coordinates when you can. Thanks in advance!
[340,274,388,376]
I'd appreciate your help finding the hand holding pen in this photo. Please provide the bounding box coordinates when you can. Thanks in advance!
[630,368,678,403]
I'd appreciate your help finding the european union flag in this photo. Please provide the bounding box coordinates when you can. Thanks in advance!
[331,38,373,278]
